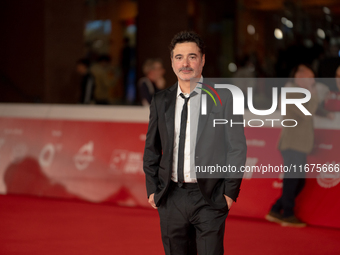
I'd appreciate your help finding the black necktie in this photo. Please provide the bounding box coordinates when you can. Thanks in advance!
[177,93,190,187]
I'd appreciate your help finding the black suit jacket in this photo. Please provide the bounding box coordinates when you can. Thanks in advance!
[143,82,247,210]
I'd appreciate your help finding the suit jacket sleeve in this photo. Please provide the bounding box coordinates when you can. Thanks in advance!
[143,96,162,198]
[223,92,247,202]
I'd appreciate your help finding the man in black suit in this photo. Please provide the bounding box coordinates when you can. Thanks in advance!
[143,31,247,255]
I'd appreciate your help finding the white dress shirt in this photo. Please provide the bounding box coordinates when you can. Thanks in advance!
[171,78,202,183]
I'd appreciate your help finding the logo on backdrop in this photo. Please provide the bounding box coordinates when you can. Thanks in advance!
[39,143,54,167]
[11,143,27,163]
[317,162,340,188]
[110,149,143,174]
[74,141,94,171]
[0,138,5,149]
[39,143,63,168]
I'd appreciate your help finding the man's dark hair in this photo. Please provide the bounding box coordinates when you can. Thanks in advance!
[289,63,316,78]
[169,31,205,58]
[97,54,111,63]
[76,58,90,68]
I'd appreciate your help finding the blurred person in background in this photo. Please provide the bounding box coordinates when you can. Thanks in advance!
[121,37,136,104]
[232,55,256,109]
[266,64,319,227]
[76,59,96,104]
[284,66,335,120]
[91,54,120,105]
[138,58,166,106]
[314,81,335,120]
[323,65,340,112]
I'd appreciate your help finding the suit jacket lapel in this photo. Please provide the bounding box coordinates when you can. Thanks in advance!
[165,83,177,145]
[196,88,218,143]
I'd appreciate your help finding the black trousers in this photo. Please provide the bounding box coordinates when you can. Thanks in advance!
[157,182,229,255]
[271,149,306,217]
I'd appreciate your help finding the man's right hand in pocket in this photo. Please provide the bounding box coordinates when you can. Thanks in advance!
[148,193,157,209]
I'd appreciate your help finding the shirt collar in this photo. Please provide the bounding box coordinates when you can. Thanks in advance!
[177,76,203,98]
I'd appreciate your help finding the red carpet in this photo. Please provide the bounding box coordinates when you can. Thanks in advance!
[0,195,339,255]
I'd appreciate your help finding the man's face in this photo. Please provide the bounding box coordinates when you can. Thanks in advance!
[294,65,315,89]
[76,64,87,75]
[149,62,165,81]
[171,42,205,82]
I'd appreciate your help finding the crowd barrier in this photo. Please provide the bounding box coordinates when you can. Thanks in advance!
[0,103,339,228]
